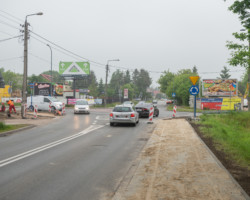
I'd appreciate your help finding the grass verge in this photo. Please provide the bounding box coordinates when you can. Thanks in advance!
[0,122,28,133]
[196,112,250,169]
[167,104,202,112]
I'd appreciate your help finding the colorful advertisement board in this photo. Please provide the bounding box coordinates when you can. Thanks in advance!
[124,89,128,99]
[59,62,90,76]
[34,83,51,96]
[202,79,237,97]
[201,97,241,110]
[54,84,63,96]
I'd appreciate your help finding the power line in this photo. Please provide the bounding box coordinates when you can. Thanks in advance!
[0,30,14,37]
[0,56,23,62]
[0,20,20,30]
[0,35,22,42]
[0,13,22,25]
[0,10,23,23]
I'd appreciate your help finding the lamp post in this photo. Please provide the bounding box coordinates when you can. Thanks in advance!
[47,44,53,96]
[104,59,119,107]
[21,12,43,119]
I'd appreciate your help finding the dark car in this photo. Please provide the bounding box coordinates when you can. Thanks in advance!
[135,102,159,118]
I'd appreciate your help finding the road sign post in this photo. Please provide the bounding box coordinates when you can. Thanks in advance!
[189,76,200,118]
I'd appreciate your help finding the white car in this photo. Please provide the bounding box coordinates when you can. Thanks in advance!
[110,105,139,126]
[74,99,90,114]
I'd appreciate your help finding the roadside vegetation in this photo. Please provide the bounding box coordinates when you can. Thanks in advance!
[0,122,27,133]
[196,112,250,169]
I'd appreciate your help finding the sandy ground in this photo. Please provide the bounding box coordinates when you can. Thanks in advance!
[112,119,248,200]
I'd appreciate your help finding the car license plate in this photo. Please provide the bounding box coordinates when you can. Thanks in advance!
[137,109,142,111]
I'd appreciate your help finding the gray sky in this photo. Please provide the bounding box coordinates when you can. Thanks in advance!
[0,0,246,87]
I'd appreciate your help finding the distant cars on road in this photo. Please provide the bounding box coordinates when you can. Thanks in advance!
[135,102,159,118]
[166,99,173,104]
[74,99,90,114]
[109,105,139,126]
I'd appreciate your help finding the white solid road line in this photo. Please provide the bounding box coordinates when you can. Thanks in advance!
[0,125,105,168]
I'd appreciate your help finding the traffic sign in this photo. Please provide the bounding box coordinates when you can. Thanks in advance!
[189,76,199,85]
[189,85,199,96]
[172,92,176,97]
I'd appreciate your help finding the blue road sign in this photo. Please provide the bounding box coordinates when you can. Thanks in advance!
[172,92,176,97]
[189,85,199,96]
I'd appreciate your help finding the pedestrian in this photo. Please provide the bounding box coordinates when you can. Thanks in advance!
[0,103,5,112]
[7,100,16,114]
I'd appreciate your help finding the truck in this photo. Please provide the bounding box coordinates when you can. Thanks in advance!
[27,95,62,112]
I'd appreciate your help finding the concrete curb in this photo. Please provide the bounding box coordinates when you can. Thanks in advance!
[0,124,36,137]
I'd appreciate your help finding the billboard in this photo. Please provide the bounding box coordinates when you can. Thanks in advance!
[202,79,237,97]
[124,89,128,99]
[34,83,51,96]
[201,97,241,110]
[54,83,63,96]
[59,62,90,76]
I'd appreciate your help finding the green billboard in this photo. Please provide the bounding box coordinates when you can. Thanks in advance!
[59,62,90,76]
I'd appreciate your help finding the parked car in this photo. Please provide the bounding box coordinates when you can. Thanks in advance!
[74,99,90,114]
[109,105,139,126]
[27,95,62,112]
[123,101,134,107]
[152,100,158,105]
[166,99,173,104]
[135,102,159,118]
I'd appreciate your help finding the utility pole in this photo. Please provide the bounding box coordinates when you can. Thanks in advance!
[104,59,120,107]
[21,18,28,119]
[21,12,43,119]
[104,64,109,107]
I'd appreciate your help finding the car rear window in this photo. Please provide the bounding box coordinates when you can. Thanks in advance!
[76,101,88,105]
[113,107,132,112]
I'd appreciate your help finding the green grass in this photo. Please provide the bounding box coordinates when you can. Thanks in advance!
[197,112,250,169]
[0,122,27,133]
[166,104,202,112]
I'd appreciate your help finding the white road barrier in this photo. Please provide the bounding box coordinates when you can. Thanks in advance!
[147,106,154,124]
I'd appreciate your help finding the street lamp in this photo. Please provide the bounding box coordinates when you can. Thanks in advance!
[104,59,120,107]
[47,44,53,96]
[21,12,43,119]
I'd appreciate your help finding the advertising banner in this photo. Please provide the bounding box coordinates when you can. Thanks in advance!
[34,83,51,96]
[124,89,128,99]
[59,62,90,76]
[202,79,237,97]
[54,84,63,96]
[201,97,241,110]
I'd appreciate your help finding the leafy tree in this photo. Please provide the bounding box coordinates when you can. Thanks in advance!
[166,69,196,105]
[219,66,231,79]
[98,78,105,97]
[192,65,198,74]
[225,0,250,110]
[158,70,175,94]
[109,69,124,100]
[124,70,131,85]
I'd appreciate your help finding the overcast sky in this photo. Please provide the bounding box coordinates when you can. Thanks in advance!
[0,0,246,87]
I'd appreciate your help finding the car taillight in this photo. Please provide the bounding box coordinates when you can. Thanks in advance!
[110,113,113,117]
[130,113,135,117]
[143,108,148,111]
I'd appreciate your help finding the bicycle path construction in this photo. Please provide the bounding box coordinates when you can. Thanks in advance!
[112,118,249,200]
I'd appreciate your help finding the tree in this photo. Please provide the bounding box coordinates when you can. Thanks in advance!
[219,66,231,79]
[192,65,198,74]
[225,0,250,110]
[124,70,131,84]
[158,70,175,94]
[98,78,105,97]
[109,69,124,100]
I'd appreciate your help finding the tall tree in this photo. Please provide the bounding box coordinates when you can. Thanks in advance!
[225,0,250,110]
[158,70,175,95]
[98,78,105,97]
[192,65,198,74]
[219,66,231,79]
[124,70,131,84]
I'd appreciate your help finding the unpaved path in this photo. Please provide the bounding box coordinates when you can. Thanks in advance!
[113,119,248,200]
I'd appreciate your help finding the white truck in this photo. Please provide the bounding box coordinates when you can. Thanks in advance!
[27,95,63,112]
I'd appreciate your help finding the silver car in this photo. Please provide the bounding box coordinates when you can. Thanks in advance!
[74,99,90,114]
[110,105,139,126]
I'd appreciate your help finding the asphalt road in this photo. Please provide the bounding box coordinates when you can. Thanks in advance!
[0,101,195,200]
